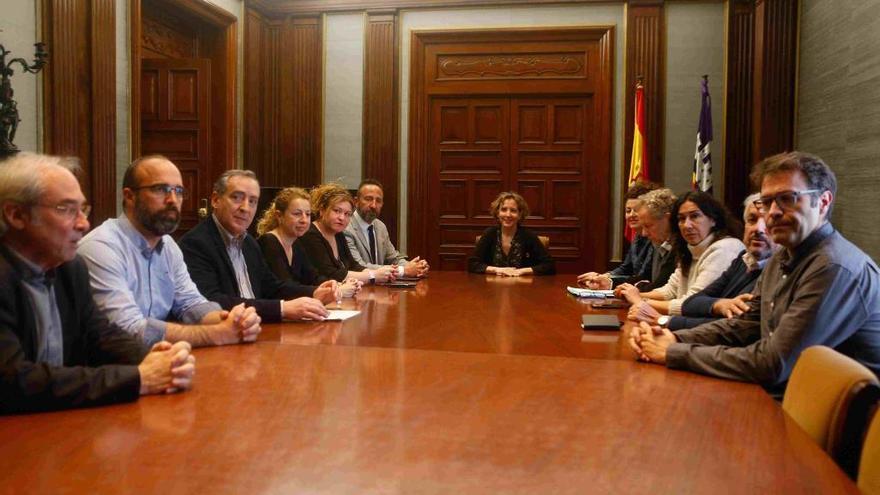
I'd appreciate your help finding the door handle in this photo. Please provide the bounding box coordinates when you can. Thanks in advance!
[198,198,208,219]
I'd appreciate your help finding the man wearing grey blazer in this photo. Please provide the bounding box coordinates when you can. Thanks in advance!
[344,179,429,278]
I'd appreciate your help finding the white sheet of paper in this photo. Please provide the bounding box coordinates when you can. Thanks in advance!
[324,310,361,321]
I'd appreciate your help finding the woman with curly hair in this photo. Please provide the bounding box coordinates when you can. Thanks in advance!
[297,183,394,284]
[467,191,555,276]
[255,187,360,297]
[618,191,744,315]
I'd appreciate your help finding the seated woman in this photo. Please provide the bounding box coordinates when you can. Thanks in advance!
[577,180,660,289]
[297,183,394,283]
[618,191,744,316]
[467,191,555,276]
[255,187,360,297]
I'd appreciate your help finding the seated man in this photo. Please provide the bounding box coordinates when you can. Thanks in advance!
[628,193,777,329]
[344,179,428,278]
[608,188,678,294]
[78,155,261,347]
[578,180,660,289]
[179,170,334,322]
[0,153,194,413]
[629,152,880,396]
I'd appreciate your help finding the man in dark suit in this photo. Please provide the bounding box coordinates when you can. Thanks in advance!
[0,153,195,413]
[179,170,334,322]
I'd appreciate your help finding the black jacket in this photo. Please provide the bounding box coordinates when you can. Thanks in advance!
[257,234,329,286]
[179,218,315,323]
[467,226,556,275]
[297,223,366,282]
[0,247,145,414]
[667,251,762,330]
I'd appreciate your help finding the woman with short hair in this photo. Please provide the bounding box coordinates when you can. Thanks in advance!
[467,191,555,276]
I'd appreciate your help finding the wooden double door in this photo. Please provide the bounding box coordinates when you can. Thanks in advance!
[409,27,614,274]
[429,95,607,273]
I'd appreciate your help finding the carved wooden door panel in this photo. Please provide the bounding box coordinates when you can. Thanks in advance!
[428,96,603,272]
[140,58,211,236]
[510,97,601,273]
[430,97,510,270]
[410,28,614,274]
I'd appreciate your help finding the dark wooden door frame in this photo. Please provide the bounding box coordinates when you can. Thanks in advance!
[407,26,615,271]
[130,0,237,167]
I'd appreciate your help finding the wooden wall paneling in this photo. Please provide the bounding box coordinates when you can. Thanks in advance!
[244,8,265,172]
[42,0,117,226]
[752,0,798,163]
[264,22,282,185]
[251,0,628,16]
[278,16,323,188]
[131,0,143,159]
[363,11,400,244]
[199,20,238,183]
[42,0,90,165]
[89,0,117,223]
[624,1,664,185]
[407,31,429,258]
[723,0,755,217]
[142,8,199,59]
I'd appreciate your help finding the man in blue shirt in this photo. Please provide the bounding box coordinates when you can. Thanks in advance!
[630,152,880,394]
[78,155,261,347]
[0,153,194,412]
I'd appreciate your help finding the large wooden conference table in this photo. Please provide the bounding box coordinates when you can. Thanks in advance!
[0,272,858,493]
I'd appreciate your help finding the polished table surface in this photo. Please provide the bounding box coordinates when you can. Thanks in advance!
[0,273,858,494]
[261,272,631,360]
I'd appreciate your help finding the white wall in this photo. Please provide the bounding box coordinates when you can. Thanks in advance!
[323,13,365,189]
[0,0,40,153]
[398,4,627,253]
[664,1,725,196]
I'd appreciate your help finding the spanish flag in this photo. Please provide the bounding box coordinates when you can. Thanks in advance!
[626,81,648,242]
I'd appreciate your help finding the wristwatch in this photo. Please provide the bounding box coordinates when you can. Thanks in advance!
[657,315,670,327]
[368,270,376,284]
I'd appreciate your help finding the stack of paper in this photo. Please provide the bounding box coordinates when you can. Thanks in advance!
[566,286,615,299]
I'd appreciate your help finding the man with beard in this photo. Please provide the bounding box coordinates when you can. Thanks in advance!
[78,155,262,347]
[1,153,195,413]
[627,193,778,329]
[629,152,880,396]
[344,179,428,278]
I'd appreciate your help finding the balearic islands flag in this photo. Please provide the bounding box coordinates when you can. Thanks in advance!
[693,77,713,193]
[626,81,648,242]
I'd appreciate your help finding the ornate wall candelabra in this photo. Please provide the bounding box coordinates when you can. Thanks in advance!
[0,41,48,158]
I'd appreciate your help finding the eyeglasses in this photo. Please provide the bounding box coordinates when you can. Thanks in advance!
[754,189,822,211]
[133,183,188,199]
[37,203,92,221]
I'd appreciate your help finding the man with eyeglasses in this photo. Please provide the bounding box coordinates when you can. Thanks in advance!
[78,155,262,348]
[627,192,777,328]
[629,151,880,396]
[179,170,336,322]
[0,153,195,413]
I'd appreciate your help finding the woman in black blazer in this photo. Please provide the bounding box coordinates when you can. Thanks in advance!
[297,183,394,283]
[467,191,555,276]
[256,187,360,296]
